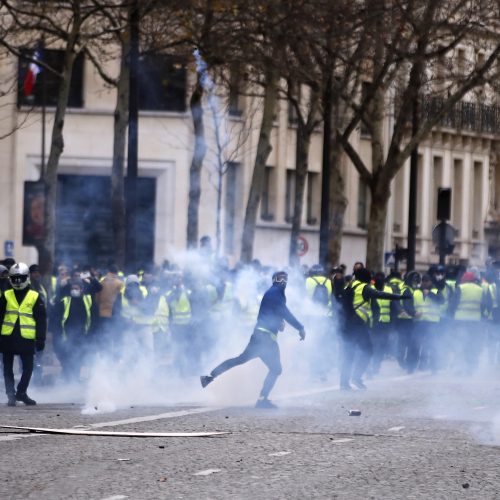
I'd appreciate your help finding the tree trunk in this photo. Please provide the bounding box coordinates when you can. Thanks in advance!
[186,77,206,249]
[326,138,347,266]
[365,183,390,271]
[111,34,130,270]
[289,123,311,266]
[240,68,279,263]
[39,32,79,278]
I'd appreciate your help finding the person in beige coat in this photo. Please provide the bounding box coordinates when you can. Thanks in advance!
[95,264,123,354]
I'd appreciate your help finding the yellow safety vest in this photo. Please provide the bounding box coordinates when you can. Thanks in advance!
[211,282,234,320]
[413,288,440,323]
[376,285,393,323]
[396,283,414,319]
[153,295,170,333]
[122,299,154,327]
[488,282,498,320]
[121,285,148,308]
[1,289,39,339]
[62,295,92,335]
[166,290,191,325]
[454,283,483,321]
[351,280,372,326]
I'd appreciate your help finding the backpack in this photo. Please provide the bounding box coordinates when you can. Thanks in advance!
[311,277,330,306]
[340,282,362,316]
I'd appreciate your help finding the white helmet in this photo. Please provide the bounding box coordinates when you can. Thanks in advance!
[9,262,30,290]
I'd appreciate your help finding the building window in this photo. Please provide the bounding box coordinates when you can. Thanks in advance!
[18,48,84,108]
[138,54,187,112]
[228,64,244,117]
[357,177,368,229]
[260,166,275,221]
[306,172,320,225]
[285,169,296,223]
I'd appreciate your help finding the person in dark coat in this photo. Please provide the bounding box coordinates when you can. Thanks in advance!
[200,271,306,409]
[51,279,96,382]
[0,263,47,406]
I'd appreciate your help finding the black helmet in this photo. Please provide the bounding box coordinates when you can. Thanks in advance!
[309,264,324,276]
[272,271,288,286]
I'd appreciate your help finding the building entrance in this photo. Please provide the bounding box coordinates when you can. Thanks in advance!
[56,174,156,269]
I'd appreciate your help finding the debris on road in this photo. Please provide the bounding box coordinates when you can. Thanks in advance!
[193,469,222,476]
[348,410,361,416]
[0,424,229,438]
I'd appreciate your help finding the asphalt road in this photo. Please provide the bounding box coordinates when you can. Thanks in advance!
[1,362,500,500]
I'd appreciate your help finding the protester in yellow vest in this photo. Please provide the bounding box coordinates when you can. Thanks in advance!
[0,263,46,406]
[340,268,404,391]
[483,269,500,365]
[369,272,395,376]
[413,274,444,373]
[449,271,488,373]
[121,275,154,355]
[164,273,193,375]
[305,265,335,382]
[51,279,94,382]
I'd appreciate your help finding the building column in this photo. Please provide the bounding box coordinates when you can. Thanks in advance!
[419,148,432,260]
[460,150,472,260]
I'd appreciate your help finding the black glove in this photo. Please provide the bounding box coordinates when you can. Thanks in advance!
[299,329,306,341]
[35,340,45,352]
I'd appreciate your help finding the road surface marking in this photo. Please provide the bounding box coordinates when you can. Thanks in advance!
[193,469,222,476]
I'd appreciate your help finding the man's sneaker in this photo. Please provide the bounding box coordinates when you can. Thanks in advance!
[200,375,214,388]
[340,383,353,391]
[352,379,367,390]
[255,397,278,409]
[16,393,36,405]
[7,396,16,407]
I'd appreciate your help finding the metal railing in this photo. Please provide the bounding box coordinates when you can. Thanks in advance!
[421,96,500,134]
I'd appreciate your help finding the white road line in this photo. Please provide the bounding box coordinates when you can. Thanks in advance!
[0,372,428,444]
[101,496,128,500]
[87,407,225,429]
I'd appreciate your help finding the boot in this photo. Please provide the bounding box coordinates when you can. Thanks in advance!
[255,397,278,409]
[200,375,214,388]
[16,393,36,405]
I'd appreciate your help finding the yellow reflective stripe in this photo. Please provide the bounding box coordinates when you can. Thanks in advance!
[256,327,277,341]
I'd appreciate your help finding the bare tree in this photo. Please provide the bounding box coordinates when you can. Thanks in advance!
[335,0,500,270]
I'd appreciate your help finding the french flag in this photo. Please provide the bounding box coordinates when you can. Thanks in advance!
[23,49,41,97]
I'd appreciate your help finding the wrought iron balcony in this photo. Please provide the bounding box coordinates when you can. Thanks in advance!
[422,96,500,135]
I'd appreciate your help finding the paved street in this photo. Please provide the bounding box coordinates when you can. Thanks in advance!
[1,361,500,500]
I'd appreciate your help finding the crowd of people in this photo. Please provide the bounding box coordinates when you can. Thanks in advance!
[0,239,499,408]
